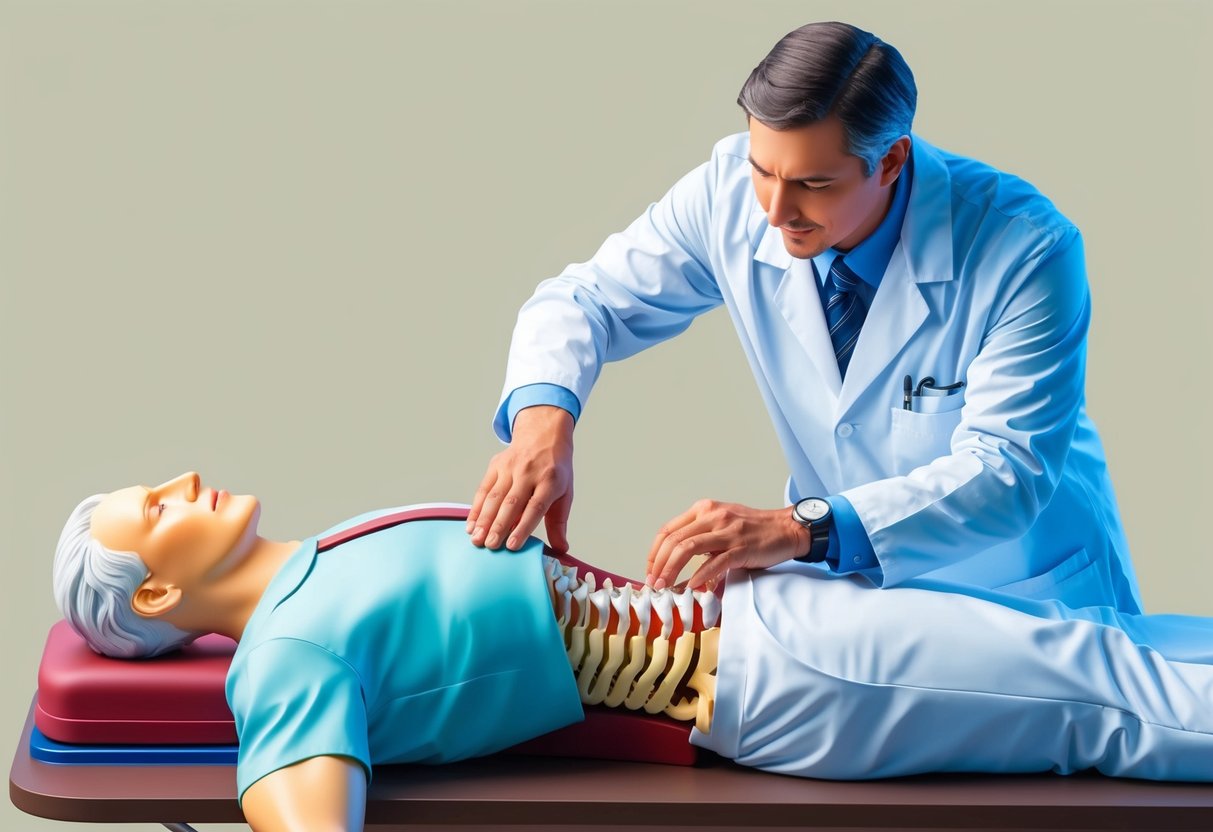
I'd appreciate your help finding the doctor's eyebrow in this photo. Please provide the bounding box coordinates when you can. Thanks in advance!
[747,155,837,184]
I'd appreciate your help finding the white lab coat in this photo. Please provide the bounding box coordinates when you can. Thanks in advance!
[498,132,1142,611]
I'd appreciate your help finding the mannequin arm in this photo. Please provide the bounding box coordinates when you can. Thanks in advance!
[241,754,367,832]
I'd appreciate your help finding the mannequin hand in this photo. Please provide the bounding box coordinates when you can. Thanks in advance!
[468,405,575,552]
[645,500,810,591]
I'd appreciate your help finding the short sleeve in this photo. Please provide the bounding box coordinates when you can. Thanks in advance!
[228,638,371,807]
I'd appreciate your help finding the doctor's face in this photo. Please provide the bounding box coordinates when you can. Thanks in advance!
[748,115,908,259]
[90,471,260,598]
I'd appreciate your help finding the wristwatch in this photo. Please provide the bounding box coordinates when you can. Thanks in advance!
[791,497,833,563]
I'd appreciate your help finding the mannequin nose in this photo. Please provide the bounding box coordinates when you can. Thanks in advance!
[155,471,200,501]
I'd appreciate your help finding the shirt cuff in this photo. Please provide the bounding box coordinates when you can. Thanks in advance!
[823,494,878,574]
[494,384,582,443]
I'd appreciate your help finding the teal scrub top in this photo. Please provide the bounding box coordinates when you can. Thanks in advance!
[225,512,583,805]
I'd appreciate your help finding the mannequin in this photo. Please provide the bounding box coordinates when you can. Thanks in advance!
[53,472,719,831]
[53,472,1213,832]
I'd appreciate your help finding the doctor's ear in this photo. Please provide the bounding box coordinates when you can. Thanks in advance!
[131,581,183,619]
[878,137,911,186]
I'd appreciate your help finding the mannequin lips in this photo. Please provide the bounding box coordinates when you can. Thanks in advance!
[210,489,219,510]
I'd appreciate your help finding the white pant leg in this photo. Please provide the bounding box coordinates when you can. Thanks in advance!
[691,563,1213,781]
[901,575,1213,664]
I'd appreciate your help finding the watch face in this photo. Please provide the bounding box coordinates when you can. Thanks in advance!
[796,497,830,522]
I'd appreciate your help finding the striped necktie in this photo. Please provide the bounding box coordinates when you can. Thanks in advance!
[825,256,866,379]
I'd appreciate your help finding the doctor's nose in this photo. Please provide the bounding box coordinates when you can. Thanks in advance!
[766,181,798,229]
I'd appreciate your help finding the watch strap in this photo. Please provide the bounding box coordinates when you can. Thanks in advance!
[794,526,830,563]
[792,499,832,563]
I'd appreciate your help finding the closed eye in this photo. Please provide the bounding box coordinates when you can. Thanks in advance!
[751,167,831,191]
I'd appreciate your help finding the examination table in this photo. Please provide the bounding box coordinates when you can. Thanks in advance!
[12,507,1213,830]
[12,701,1213,832]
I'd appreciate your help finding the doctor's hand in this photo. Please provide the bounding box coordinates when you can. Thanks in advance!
[645,500,810,592]
[468,405,575,553]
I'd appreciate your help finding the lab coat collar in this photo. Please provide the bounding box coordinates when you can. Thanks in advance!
[899,136,955,285]
[751,134,955,285]
[774,256,843,398]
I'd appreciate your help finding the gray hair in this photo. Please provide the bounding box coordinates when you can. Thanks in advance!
[737,21,917,177]
[52,494,200,658]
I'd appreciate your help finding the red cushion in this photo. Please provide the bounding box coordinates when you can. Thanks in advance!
[37,620,240,744]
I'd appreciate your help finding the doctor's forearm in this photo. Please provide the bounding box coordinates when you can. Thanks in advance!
[494,383,581,444]
[840,412,1081,587]
[495,157,723,428]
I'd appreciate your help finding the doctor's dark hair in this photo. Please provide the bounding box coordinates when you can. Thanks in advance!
[738,21,917,177]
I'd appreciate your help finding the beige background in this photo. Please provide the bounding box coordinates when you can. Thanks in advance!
[3,1,1211,829]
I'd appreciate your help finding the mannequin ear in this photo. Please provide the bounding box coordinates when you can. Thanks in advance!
[131,580,183,619]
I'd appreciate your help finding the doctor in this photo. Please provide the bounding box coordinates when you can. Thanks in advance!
[467,20,1143,612]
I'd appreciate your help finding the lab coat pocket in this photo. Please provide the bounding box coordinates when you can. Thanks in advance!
[992,547,1111,607]
[888,398,964,476]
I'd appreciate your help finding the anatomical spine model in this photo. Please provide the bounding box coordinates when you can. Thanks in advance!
[542,556,721,733]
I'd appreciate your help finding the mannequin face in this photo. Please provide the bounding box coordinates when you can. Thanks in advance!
[747,115,909,259]
[90,471,261,617]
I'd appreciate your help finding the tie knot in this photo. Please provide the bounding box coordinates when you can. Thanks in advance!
[828,256,859,292]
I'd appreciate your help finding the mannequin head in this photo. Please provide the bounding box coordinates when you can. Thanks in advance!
[53,471,263,658]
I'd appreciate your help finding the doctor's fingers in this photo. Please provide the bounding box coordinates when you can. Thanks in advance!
[467,465,504,537]
[469,470,513,547]
[648,527,732,590]
[645,503,709,579]
[505,480,570,551]
[479,481,539,549]
[478,472,568,550]
[542,490,573,553]
[686,550,741,592]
